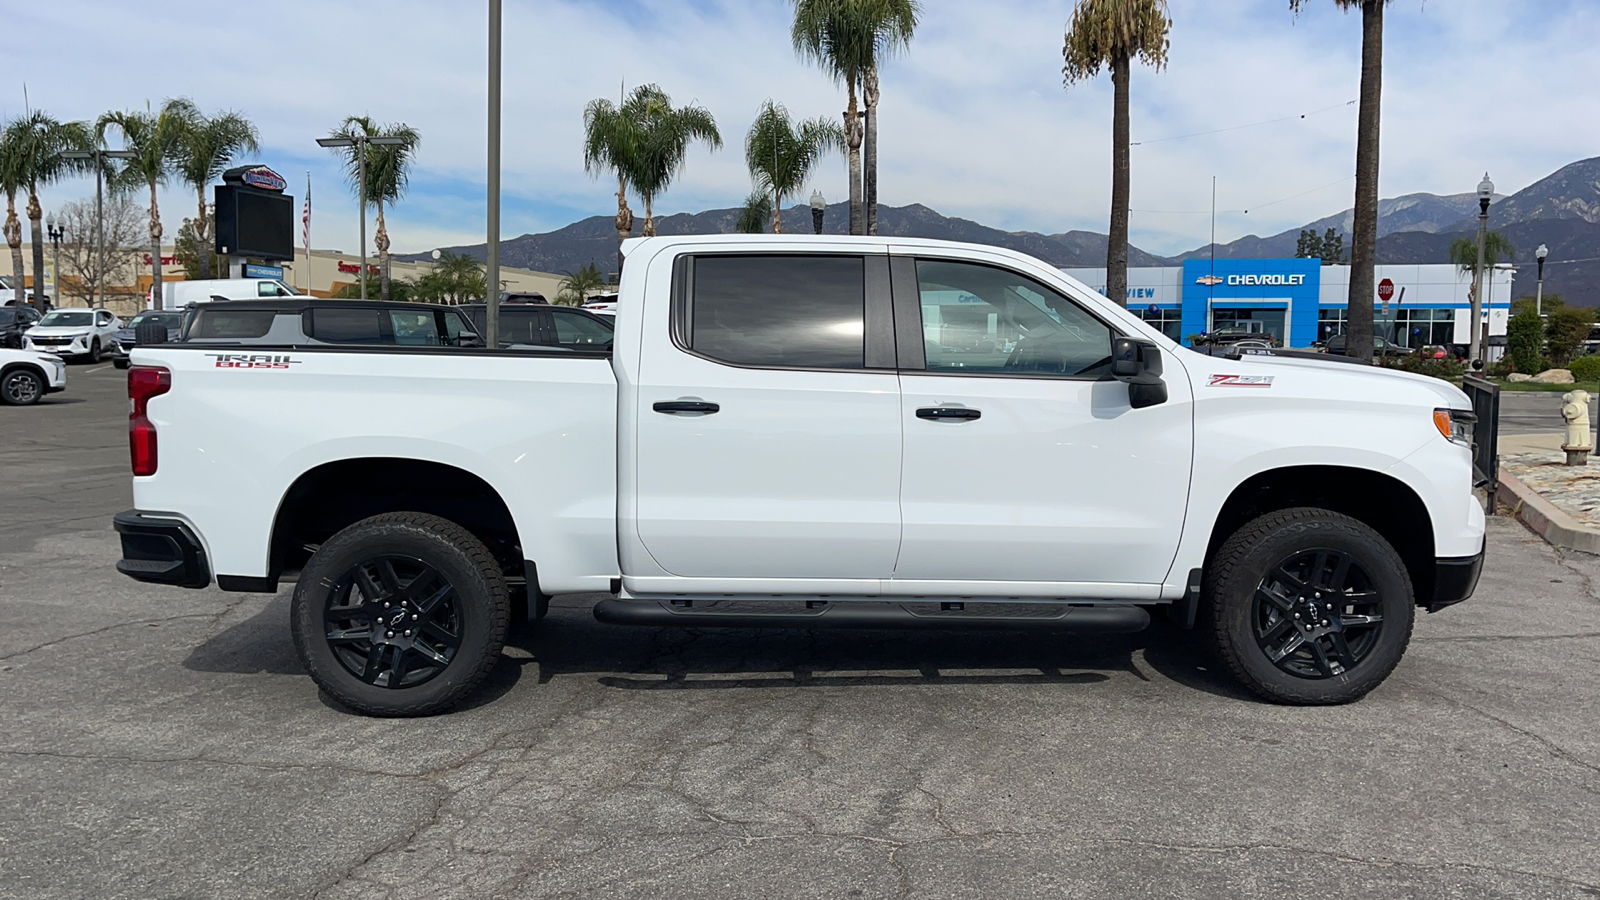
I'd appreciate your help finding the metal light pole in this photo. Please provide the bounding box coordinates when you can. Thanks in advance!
[1469,173,1493,365]
[810,190,826,235]
[45,215,64,304]
[485,0,503,349]
[61,148,136,309]
[1536,243,1549,317]
[318,135,407,300]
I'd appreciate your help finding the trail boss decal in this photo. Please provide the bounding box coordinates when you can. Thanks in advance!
[206,353,300,370]
[1208,374,1274,388]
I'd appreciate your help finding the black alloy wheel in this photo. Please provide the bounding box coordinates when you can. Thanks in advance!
[1,368,44,406]
[1252,549,1384,680]
[323,556,463,690]
[87,339,101,363]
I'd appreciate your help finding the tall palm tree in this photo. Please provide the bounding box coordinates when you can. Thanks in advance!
[1292,0,1388,360]
[745,100,845,234]
[1449,231,1514,324]
[10,112,93,311]
[170,102,259,280]
[99,100,194,311]
[858,0,919,235]
[584,91,643,275]
[792,0,872,235]
[324,117,421,302]
[624,85,721,238]
[0,119,26,307]
[1062,0,1171,310]
[736,190,774,234]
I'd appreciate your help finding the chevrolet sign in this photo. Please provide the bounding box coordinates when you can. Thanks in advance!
[1195,275,1224,286]
[1227,274,1306,286]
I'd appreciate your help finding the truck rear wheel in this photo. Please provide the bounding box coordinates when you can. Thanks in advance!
[291,512,510,717]
[1202,508,1415,705]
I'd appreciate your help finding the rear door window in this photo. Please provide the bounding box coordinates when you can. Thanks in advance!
[686,255,866,369]
[498,308,548,346]
[191,309,277,339]
[549,309,613,348]
[307,308,387,344]
[389,310,442,345]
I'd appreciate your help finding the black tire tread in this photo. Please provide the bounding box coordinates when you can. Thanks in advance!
[1202,507,1415,705]
[292,512,510,717]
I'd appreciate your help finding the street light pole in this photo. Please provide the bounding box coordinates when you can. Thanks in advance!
[318,135,407,300]
[1469,173,1493,365]
[810,190,826,235]
[486,0,503,349]
[46,215,63,304]
[61,148,136,310]
[1536,243,1549,317]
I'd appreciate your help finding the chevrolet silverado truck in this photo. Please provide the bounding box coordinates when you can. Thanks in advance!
[114,236,1485,716]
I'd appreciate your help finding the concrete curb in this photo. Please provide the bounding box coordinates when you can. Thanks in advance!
[1497,470,1600,555]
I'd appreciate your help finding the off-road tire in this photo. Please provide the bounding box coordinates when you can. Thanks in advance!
[1201,508,1415,705]
[291,512,510,717]
[0,367,44,406]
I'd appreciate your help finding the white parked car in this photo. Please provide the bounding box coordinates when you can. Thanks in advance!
[116,235,1484,716]
[0,347,67,405]
[24,308,123,362]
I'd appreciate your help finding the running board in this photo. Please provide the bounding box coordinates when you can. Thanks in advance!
[593,598,1150,633]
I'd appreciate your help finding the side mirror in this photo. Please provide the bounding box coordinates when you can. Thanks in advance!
[1112,336,1167,409]
[456,331,484,348]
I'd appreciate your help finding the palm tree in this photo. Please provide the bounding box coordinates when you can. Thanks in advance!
[0,119,26,307]
[859,1,919,235]
[736,190,775,234]
[555,263,607,306]
[1291,0,1388,360]
[792,0,871,235]
[584,92,643,274]
[170,102,260,280]
[99,100,193,311]
[416,250,486,304]
[9,112,93,311]
[1449,231,1514,324]
[324,117,421,302]
[624,85,721,238]
[1062,0,1172,310]
[745,100,845,234]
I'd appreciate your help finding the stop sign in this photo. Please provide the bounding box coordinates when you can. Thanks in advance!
[1378,278,1395,302]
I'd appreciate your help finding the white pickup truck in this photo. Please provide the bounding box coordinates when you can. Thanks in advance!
[115,236,1484,716]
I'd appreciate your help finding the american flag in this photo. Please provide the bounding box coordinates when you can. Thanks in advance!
[302,174,311,257]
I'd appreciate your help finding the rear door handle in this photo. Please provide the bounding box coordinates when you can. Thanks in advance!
[653,400,720,415]
[916,406,981,421]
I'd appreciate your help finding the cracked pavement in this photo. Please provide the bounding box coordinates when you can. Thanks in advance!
[2,366,1599,899]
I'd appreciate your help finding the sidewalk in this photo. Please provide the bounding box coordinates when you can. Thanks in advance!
[1496,431,1600,553]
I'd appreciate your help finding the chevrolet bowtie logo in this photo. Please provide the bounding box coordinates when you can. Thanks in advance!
[1195,275,1224,286]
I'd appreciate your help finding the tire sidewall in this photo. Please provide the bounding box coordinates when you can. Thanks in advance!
[291,518,506,716]
[1215,514,1414,704]
[87,339,101,363]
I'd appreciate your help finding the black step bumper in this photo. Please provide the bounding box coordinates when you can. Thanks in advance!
[1429,542,1485,612]
[113,510,211,589]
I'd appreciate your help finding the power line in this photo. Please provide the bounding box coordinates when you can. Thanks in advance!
[1131,174,1353,216]
[1131,99,1356,146]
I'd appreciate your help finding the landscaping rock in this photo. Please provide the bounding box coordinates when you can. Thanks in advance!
[1533,368,1576,384]
[1507,373,1534,383]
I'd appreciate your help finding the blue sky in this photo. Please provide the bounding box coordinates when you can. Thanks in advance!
[8,0,1597,260]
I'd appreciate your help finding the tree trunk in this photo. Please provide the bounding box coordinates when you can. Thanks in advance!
[1346,0,1384,362]
[614,174,633,277]
[642,193,656,238]
[375,200,392,302]
[196,190,212,279]
[864,66,880,236]
[845,82,864,236]
[149,179,164,311]
[1106,54,1131,309]
[772,186,784,234]
[26,191,47,313]
[4,194,22,307]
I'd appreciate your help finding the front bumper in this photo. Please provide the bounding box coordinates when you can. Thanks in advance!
[113,510,211,589]
[1429,541,1485,612]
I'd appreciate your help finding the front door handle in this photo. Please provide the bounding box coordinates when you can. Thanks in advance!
[916,406,981,421]
[653,400,720,415]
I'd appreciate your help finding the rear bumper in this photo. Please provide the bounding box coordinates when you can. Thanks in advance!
[113,510,211,589]
[1429,541,1485,612]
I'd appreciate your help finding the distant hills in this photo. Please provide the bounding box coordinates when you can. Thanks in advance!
[404,156,1600,304]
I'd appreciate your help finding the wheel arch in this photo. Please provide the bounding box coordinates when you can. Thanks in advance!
[1205,465,1436,606]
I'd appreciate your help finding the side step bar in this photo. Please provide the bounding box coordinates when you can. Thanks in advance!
[594,599,1150,633]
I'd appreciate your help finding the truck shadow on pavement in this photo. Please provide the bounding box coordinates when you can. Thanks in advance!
[182,594,1256,712]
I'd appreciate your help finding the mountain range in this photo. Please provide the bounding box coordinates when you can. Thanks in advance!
[403,155,1600,305]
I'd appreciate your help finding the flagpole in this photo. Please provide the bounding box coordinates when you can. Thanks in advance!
[302,171,312,295]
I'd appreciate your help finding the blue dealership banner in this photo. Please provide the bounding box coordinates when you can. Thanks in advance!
[244,264,285,280]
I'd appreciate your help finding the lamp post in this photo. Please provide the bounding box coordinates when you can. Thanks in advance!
[45,215,65,305]
[1536,243,1549,317]
[317,135,408,300]
[810,190,826,235]
[485,0,503,349]
[1469,173,1493,365]
[60,148,136,309]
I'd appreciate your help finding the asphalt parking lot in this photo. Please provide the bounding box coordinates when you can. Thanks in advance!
[2,364,1599,899]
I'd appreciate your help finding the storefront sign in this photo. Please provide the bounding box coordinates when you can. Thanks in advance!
[141,254,183,265]
[240,166,288,192]
[338,261,379,275]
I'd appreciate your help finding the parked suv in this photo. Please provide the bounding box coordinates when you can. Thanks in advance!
[24,308,123,361]
[183,299,481,348]
[0,305,42,349]
[461,303,613,350]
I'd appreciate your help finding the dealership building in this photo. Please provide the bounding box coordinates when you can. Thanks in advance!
[1062,259,1515,349]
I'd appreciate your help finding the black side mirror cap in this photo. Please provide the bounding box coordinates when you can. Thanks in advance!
[1112,336,1167,409]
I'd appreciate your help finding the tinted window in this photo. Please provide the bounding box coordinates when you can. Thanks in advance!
[916,260,1113,378]
[389,310,441,346]
[550,309,613,347]
[497,308,547,346]
[0,310,13,325]
[191,309,276,339]
[308,309,385,344]
[443,310,476,346]
[689,255,865,369]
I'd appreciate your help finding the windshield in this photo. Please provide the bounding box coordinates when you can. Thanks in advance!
[39,311,93,327]
[131,312,183,328]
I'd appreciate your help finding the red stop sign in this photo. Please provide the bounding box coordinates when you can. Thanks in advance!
[1378,278,1395,302]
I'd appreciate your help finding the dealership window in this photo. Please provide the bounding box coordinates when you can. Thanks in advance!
[1211,308,1285,344]
[1384,308,1456,348]
[1318,309,1347,343]
[1138,307,1181,341]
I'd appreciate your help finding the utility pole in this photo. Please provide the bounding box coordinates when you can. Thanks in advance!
[486,0,503,348]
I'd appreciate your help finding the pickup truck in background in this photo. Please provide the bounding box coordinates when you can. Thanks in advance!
[115,236,1484,716]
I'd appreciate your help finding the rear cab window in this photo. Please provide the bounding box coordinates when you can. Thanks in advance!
[682,255,868,369]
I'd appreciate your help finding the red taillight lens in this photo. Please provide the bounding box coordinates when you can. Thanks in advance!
[129,366,171,476]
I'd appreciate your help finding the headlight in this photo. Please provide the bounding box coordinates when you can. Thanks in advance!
[1434,408,1476,447]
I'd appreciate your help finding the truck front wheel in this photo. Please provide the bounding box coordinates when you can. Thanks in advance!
[1202,508,1415,705]
[291,512,511,717]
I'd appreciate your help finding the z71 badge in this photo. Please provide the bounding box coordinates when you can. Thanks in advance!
[1208,374,1274,388]
[206,353,300,370]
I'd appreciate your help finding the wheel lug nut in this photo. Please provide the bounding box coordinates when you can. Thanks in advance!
[383,602,391,608]
[385,631,394,639]
[1321,620,1329,626]
[404,630,412,636]
[411,614,419,620]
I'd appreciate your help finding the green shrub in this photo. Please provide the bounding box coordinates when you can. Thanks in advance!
[1569,356,1600,383]
[1379,354,1467,381]
[1546,307,1594,367]
[1507,310,1544,374]
[1487,358,1514,379]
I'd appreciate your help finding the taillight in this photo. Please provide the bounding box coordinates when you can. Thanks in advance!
[129,366,171,476]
